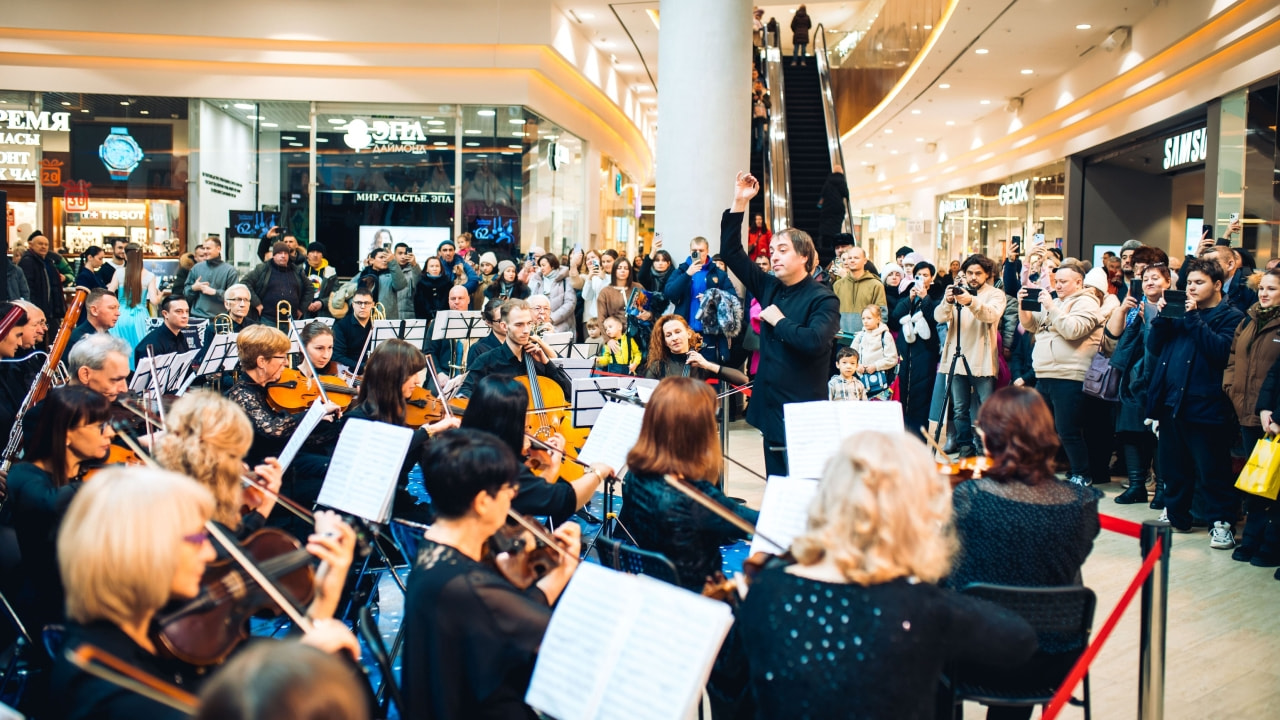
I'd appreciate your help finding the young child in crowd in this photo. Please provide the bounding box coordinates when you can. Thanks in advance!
[584,318,602,341]
[852,305,899,400]
[829,346,867,401]
[597,315,642,375]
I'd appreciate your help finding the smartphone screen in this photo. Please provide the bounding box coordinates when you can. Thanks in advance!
[1020,298,1041,312]
[1129,279,1142,299]
[1161,290,1187,318]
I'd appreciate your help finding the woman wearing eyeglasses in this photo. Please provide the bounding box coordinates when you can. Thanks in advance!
[226,325,341,520]
[3,385,114,633]
[51,467,360,720]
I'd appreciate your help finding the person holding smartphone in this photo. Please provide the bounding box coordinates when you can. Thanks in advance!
[663,236,734,364]
[1147,257,1244,548]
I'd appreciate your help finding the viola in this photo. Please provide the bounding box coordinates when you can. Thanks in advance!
[155,527,316,666]
[266,367,357,413]
[483,511,575,589]
[82,445,144,481]
[404,386,450,428]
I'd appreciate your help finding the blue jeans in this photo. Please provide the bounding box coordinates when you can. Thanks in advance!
[792,43,808,58]
[950,374,995,450]
[1158,409,1238,529]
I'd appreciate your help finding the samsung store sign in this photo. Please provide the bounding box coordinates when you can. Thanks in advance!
[1161,127,1208,171]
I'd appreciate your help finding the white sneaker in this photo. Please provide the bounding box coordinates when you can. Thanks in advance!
[1158,509,1194,533]
[1209,521,1236,550]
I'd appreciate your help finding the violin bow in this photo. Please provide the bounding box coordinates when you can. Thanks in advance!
[505,510,578,565]
[289,322,331,405]
[67,645,198,716]
[716,381,754,400]
[206,522,315,633]
[919,426,951,463]
[660,473,788,551]
[423,353,453,419]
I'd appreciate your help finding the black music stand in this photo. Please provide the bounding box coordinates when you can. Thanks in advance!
[369,319,429,353]
[431,311,490,374]
[190,332,240,388]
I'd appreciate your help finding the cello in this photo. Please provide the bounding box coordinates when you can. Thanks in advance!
[517,348,588,482]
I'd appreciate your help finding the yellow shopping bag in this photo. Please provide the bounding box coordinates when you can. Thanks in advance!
[1237,435,1280,500]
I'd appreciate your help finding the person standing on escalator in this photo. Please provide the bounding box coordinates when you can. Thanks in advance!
[790,5,812,65]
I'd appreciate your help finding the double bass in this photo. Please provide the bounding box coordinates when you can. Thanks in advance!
[517,350,588,483]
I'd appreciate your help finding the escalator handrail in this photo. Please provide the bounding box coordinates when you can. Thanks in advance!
[760,27,792,232]
[813,23,853,235]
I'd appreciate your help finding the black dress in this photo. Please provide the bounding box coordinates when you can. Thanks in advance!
[616,470,758,592]
[52,620,203,720]
[402,539,551,720]
[2,462,80,631]
[733,568,1037,720]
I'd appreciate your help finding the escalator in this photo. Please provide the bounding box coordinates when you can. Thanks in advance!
[781,61,831,249]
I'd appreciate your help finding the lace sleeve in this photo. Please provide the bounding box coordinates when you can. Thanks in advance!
[227,385,302,439]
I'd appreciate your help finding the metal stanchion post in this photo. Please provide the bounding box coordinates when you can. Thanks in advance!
[718,391,730,489]
[1138,520,1171,720]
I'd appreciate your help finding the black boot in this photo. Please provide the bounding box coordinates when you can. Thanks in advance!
[1115,472,1148,504]
[1149,477,1166,510]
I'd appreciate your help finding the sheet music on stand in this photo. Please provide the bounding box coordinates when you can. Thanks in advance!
[431,310,489,342]
[183,319,209,349]
[576,401,645,472]
[276,399,331,473]
[369,319,429,353]
[571,377,657,427]
[541,332,573,358]
[552,357,596,381]
[193,332,240,377]
[128,350,198,395]
[288,317,335,354]
[316,419,414,524]
[526,562,733,720]
[749,476,819,556]
[783,400,904,479]
[568,341,602,360]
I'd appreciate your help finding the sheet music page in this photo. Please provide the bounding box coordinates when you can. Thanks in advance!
[317,419,413,523]
[128,357,155,393]
[552,357,596,381]
[432,310,488,340]
[576,402,646,470]
[162,350,199,393]
[276,398,330,472]
[749,476,819,556]
[527,564,733,720]
[570,378,623,426]
[542,331,573,357]
[784,401,905,479]
[197,333,239,375]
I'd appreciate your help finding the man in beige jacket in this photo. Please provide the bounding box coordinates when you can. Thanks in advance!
[934,254,1006,457]
[1017,259,1104,486]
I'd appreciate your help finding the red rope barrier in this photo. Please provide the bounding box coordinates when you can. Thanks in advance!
[1041,536,1164,719]
[1098,513,1144,538]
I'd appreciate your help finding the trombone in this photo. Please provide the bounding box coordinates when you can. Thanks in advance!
[213,313,233,335]
[275,300,292,333]
[372,302,386,321]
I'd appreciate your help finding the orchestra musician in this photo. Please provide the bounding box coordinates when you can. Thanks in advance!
[466,298,506,368]
[460,375,613,523]
[617,377,757,591]
[199,284,252,349]
[644,313,750,385]
[526,294,556,337]
[0,302,31,449]
[297,321,339,377]
[2,385,113,632]
[422,285,472,381]
[50,467,361,720]
[67,288,121,349]
[133,295,191,368]
[457,299,570,399]
[226,326,340,513]
[727,431,1036,719]
[338,339,460,521]
[67,334,131,403]
[10,300,46,386]
[402,429,581,720]
[332,288,375,370]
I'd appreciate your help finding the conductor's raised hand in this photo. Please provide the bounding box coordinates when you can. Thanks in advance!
[732,171,760,212]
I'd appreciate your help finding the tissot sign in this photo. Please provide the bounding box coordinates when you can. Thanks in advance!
[1161,127,1208,171]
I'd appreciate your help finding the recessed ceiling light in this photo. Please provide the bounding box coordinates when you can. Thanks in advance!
[945,120,955,126]
[975,48,989,55]
[1020,68,1033,75]
[465,142,480,147]
[910,109,921,115]
[884,129,893,134]
[509,119,526,125]
[1076,24,1092,30]
[288,142,304,147]
[327,118,346,124]
[81,109,89,113]
[139,110,150,115]
[915,137,924,142]
[120,101,130,106]
[578,11,594,19]
[426,120,446,126]
[979,99,991,105]
[282,135,296,141]
[476,154,488,157]
[316,138,328,143]
[433,142,448,146]
[234,103,254,110]
[464,129,482,135]
[865,142,873,148]
[889,150,899,155]
[60,101,70,106]
[261,122,278,128]
[508,144,523,149]
[939,83,951,89]
[512,132,525,137]
[297,124,311,130]
[246,115,265,121]
[477,110,496,117]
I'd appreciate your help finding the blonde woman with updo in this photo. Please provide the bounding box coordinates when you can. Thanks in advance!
[730,431,1036,719]
[156,390,284,539]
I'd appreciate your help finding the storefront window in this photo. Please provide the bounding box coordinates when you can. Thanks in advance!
[597,156,637,255]
[852,203,910,266]
[936,162,1064,265]
[521,115,584,258]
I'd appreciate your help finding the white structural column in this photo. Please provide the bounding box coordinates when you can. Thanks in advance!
[655,0,753,257]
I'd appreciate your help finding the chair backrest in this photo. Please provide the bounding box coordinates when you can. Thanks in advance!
[596,537,682,587]
[960,583,1096,651]
[389,518,429,566]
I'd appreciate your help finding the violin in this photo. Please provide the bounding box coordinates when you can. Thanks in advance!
[266,367,357,413]
[483,511,576,589]
[937,456,992,487]
[404,386,449,428]
[82,445,144,481]
[155,527,317,666]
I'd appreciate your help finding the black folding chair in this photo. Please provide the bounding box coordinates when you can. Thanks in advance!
[593,537,681,588]
[941,584,1096,720]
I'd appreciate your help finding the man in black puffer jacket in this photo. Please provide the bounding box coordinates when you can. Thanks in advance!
[1145,257,1243,548]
